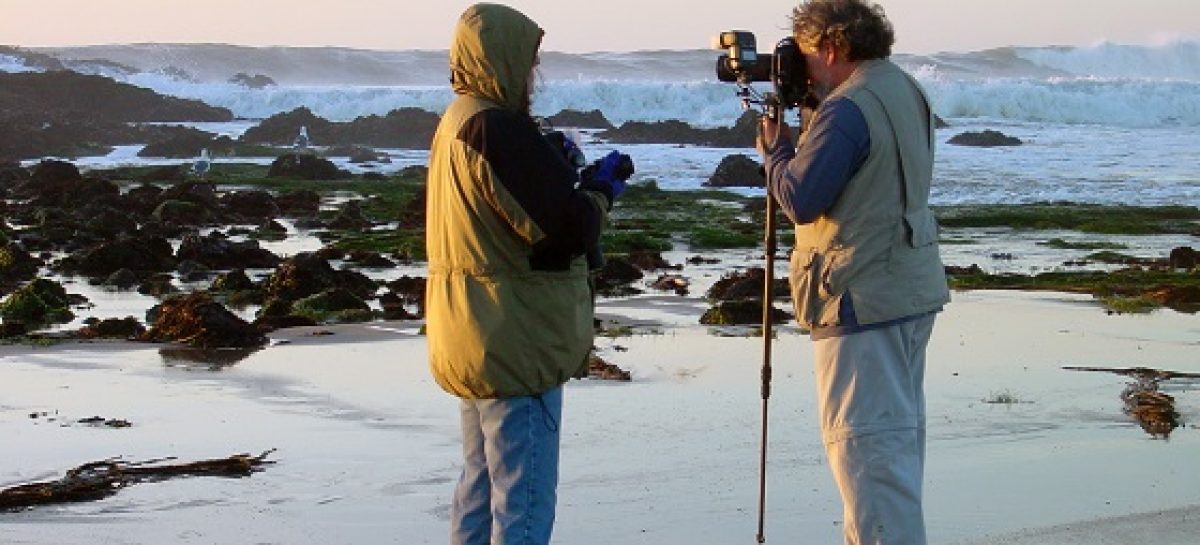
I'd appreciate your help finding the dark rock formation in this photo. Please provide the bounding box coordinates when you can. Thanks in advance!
[137,126,223,158]
[947,129,1023,147]
[176,232,282,270]
[587,353,631,381]
[700,299,790,325]
[276,190,321,216]
[141,293,266,349]
[1,243,41,287]
[705,154,764,188]
[1169,246,1197,270]
[0,71,233,123]
[327,200,373,229]
[291,288,373,323]
[78,316,146,339]
[241,106,440,150]
[593,255,644,296]
[59,235,176,278]
[384,275,426,318]
[599,110,758,147]
[0,278,76,327]
[626,250,678,271]
[228,73,276,89]
[706,267,789,302]
[219,190,280,221]
[546,109,614,129]
[267,153,348,180]
[261,252,376,302]
[152,200,210,225]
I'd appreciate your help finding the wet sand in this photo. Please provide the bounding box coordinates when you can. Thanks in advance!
[1,289,1198,545]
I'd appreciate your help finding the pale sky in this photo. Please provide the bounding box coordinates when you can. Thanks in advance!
[2,0,1198,53]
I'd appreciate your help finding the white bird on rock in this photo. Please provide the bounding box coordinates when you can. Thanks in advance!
[192,148,211,179]
[294,126,310,150]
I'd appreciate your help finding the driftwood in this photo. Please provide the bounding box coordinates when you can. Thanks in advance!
[1064,366,1199,439]
[0,449,275,511]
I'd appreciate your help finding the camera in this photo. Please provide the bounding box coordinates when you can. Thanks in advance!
[713,31,810,111]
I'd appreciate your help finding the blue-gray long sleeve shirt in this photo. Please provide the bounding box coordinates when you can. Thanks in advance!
[761,97,869,225]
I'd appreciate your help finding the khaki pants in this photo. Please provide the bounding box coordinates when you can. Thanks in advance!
[812,314,935,545]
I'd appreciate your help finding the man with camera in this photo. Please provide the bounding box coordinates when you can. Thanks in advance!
[424,4,632,545]
[756,1,950,544]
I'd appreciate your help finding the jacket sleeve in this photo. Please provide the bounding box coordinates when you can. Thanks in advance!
[762,97,870,225]
[456,108,608,270]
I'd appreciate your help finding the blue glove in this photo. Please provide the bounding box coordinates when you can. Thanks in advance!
[582,150,634,204]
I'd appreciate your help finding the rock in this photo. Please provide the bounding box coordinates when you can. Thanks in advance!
[1168,246,1197,270]
[276,190,321,216]
[546,109,614,129]
[326,145,388,163]
[253,314,319,331]
[706,268,788,301]
[104,268,141,289]
[0,321,28,338]
[241,106,439,150]
[160,181,219,208]
[593,255,644,296]
[141,292,266,349]
[650,274,690,296]
[0,278,75,326]
[219,190,280,221]
[78,316,145,339]
[62,235,176,278]
[379,291,416,320]
[152,199,209,225]
[0,71,233,123]
[346,250,396,269]
[240,107,337,146]
[705,154,764,188]
[228,72,276,89]
[13,161,119,208]
[82,204,140,238]
[587,353,631,381]
[600,110,758,147]
[176,232,282,270]
[176,259,212,282]
[137,127,220,158]
[267,153,348,180]
[1,242,41,285]
[700,299,790,325]
[947,129,1022,147]
[934,114,949,129]
[1143,285,1200,314]
[291,288,373,323]
[626,250,678,271]
[385,275,426,317]
[327,200,373,229]
[261,252,377,302]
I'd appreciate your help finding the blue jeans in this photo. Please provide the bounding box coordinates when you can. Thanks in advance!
[451,385,562,545]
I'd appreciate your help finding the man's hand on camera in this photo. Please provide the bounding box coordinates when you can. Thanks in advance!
[757,116,792,157]
[580,150,634,207]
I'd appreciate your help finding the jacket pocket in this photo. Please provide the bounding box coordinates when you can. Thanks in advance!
[904,208,938,248]
[789,249,818,325]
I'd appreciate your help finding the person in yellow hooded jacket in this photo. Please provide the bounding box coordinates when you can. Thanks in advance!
[425,4,631,544]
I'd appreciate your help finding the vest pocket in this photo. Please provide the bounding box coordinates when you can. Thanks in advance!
[903,208,938,248]
[789,249,819,326]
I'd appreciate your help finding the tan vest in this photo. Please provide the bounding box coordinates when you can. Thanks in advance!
[789,59,950,329]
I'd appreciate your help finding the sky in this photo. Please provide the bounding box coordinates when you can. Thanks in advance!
[2,0,1199,54]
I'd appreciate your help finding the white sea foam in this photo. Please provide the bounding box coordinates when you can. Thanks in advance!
[0,54,37,73]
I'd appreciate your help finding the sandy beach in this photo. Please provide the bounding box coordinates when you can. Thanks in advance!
[1,287,1197,545]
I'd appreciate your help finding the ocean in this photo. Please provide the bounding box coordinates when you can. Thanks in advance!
[4,41,1200,206]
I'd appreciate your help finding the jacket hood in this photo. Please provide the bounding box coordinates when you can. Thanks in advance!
[450,3,544,113]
